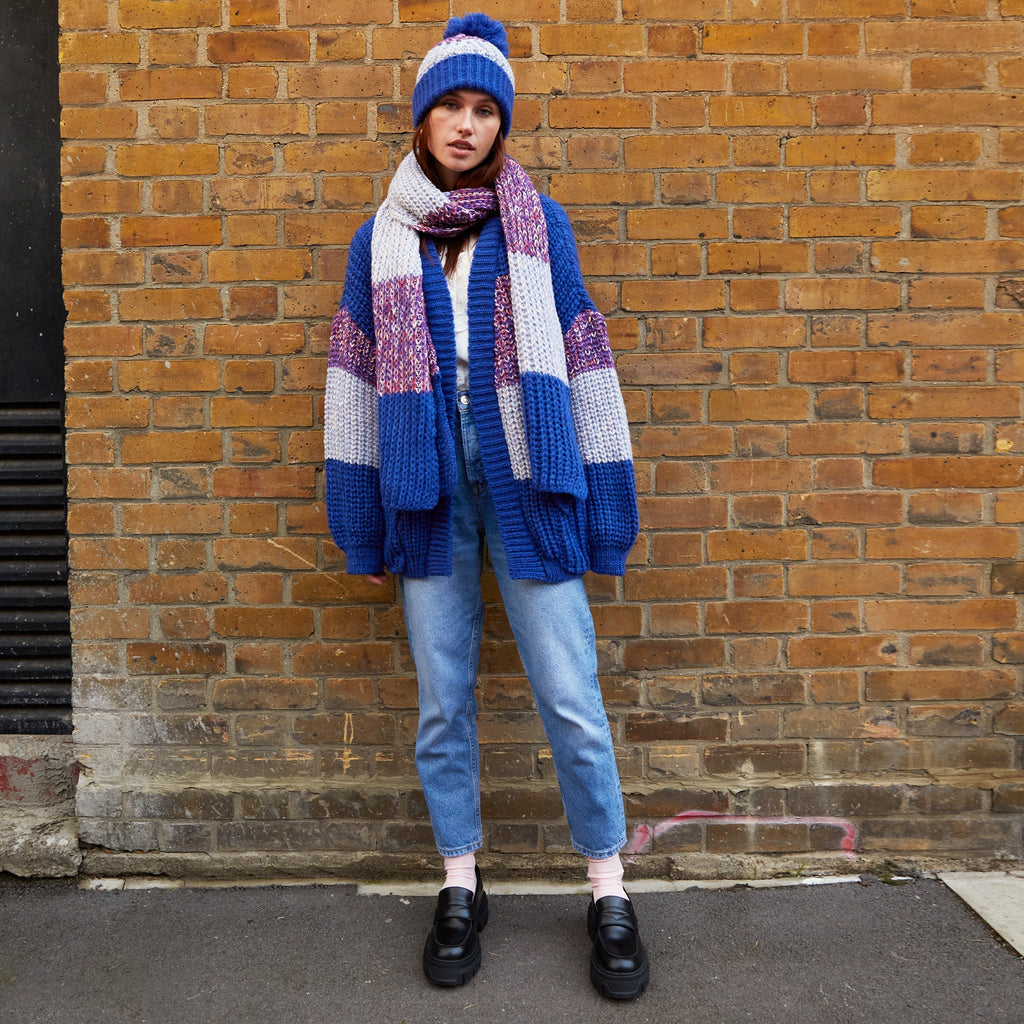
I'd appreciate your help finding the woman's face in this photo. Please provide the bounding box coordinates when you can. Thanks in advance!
[425,90,501,189]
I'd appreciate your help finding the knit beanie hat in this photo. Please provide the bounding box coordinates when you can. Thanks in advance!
[413,13,515,137]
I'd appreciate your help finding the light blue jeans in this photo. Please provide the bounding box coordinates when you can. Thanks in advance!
[399,391,627,859]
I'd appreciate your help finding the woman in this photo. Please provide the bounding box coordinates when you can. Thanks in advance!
[324,13,649,1000]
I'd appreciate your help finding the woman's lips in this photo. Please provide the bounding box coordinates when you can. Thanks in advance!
[449,141,474,153]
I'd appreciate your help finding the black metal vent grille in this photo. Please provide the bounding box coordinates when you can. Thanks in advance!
[0,404,71,733]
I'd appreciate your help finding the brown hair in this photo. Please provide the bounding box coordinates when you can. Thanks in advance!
[412,118,507,276]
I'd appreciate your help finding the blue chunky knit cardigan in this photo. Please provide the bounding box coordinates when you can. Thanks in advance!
[325,195,638,582]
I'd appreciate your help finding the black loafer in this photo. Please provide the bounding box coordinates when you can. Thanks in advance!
[422,866,489,986]
[587,895,650,1000]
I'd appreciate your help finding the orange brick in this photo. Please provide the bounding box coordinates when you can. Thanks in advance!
[790,423,904,454]
[704,316,805,349]
[710,97,813,127]
[60,71,108,104]
[999,208,1024,237]
[210,176,315,211]
[707,530,807,561]
[316,102,367,134]
[869,387,1020,420]
[627,208,729,240]
[870,240,1024,273]
[792,206,901,237]
[702,23,803,54]
[908,278,986,309]
[717,171,806,203]
[730,280,781,311]
[208,249,312,282]
[787,58,903,92]
[786,135,895,166]
[731,61,784,94]
[211,396,313,428]
[866,21,1021,53]
[116,144,219,177]
[1002,57,1024,89]
[60,31,141,64]
[710,389,809,422]
[874,93,1024,126]
[317,29,374,60]
[645,24,698,57]
[913,125,983,160]
[120,359,221,392]
[807,23,860,55]
[61,107,137,139]
[549,97,652,129]
[786,279,901,310]
[121,216,222,247]
[119,287,222,321]
[540,24,644,55]
[622,280,726,312]
[288,65,394,102]
[287,0,392,22]
[70,538,149,571]
[206,104,309,136]
[655,97,712,130]
[227,215,277,246]
[121,430,222,463]
[707,242,809,274]
[61,218,110,249]
[148,107,200,140]
[152,180,203,213]
[549,172,654,206]
[228,67,279,99]
[206,323,304,355]
[625,134,730,169]
[231,0,280,25]
[61,144,107,177]
[119,67,221,100]
[207,31,309,63]
[910,206,987,239]
[283,140,386,173]
[912,349,987,380]
[869,312,1024,348]
[124,503,222,535]
[789,350,904,383]
[62,252,144,286]
[119,0,220,27]
[732,137,783,167]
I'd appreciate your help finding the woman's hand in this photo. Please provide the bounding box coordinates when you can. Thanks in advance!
[365,573,387,585]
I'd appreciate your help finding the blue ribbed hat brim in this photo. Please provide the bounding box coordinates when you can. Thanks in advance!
[413,52,515,137]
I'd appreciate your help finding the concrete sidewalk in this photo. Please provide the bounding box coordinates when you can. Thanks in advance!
[2,873,1023,1024]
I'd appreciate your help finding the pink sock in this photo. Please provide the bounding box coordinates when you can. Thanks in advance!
[442,852,477,893]
[588,854,628,902]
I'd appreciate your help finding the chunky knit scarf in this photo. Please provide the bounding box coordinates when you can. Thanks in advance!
[370,152,585,513]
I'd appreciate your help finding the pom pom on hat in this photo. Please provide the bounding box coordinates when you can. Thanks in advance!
[413,12,515,137]
[444,12,509,56]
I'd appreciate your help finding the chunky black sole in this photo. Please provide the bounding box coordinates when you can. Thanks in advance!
[422,890,489,987]
[589,952,649,1000]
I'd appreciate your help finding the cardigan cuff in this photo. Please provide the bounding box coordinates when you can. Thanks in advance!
[343,546,385,576]
[589,548,628,577]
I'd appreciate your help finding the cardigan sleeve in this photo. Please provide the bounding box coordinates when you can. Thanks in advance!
[541,197,639,576]
[324,218,386,575]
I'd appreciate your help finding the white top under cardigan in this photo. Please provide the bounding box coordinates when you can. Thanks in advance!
[444,235,477,390]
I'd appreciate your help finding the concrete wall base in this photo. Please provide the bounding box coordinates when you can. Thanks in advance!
[0,737,81,878]
[76,848,1023,886]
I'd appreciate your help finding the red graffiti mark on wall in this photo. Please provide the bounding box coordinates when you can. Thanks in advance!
[624,809,858,862]
[0,756,36,802]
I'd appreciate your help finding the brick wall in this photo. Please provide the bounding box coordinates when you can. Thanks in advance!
[59,0,1024,880]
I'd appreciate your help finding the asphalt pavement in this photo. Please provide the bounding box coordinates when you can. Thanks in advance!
[2,873,1023,1024]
